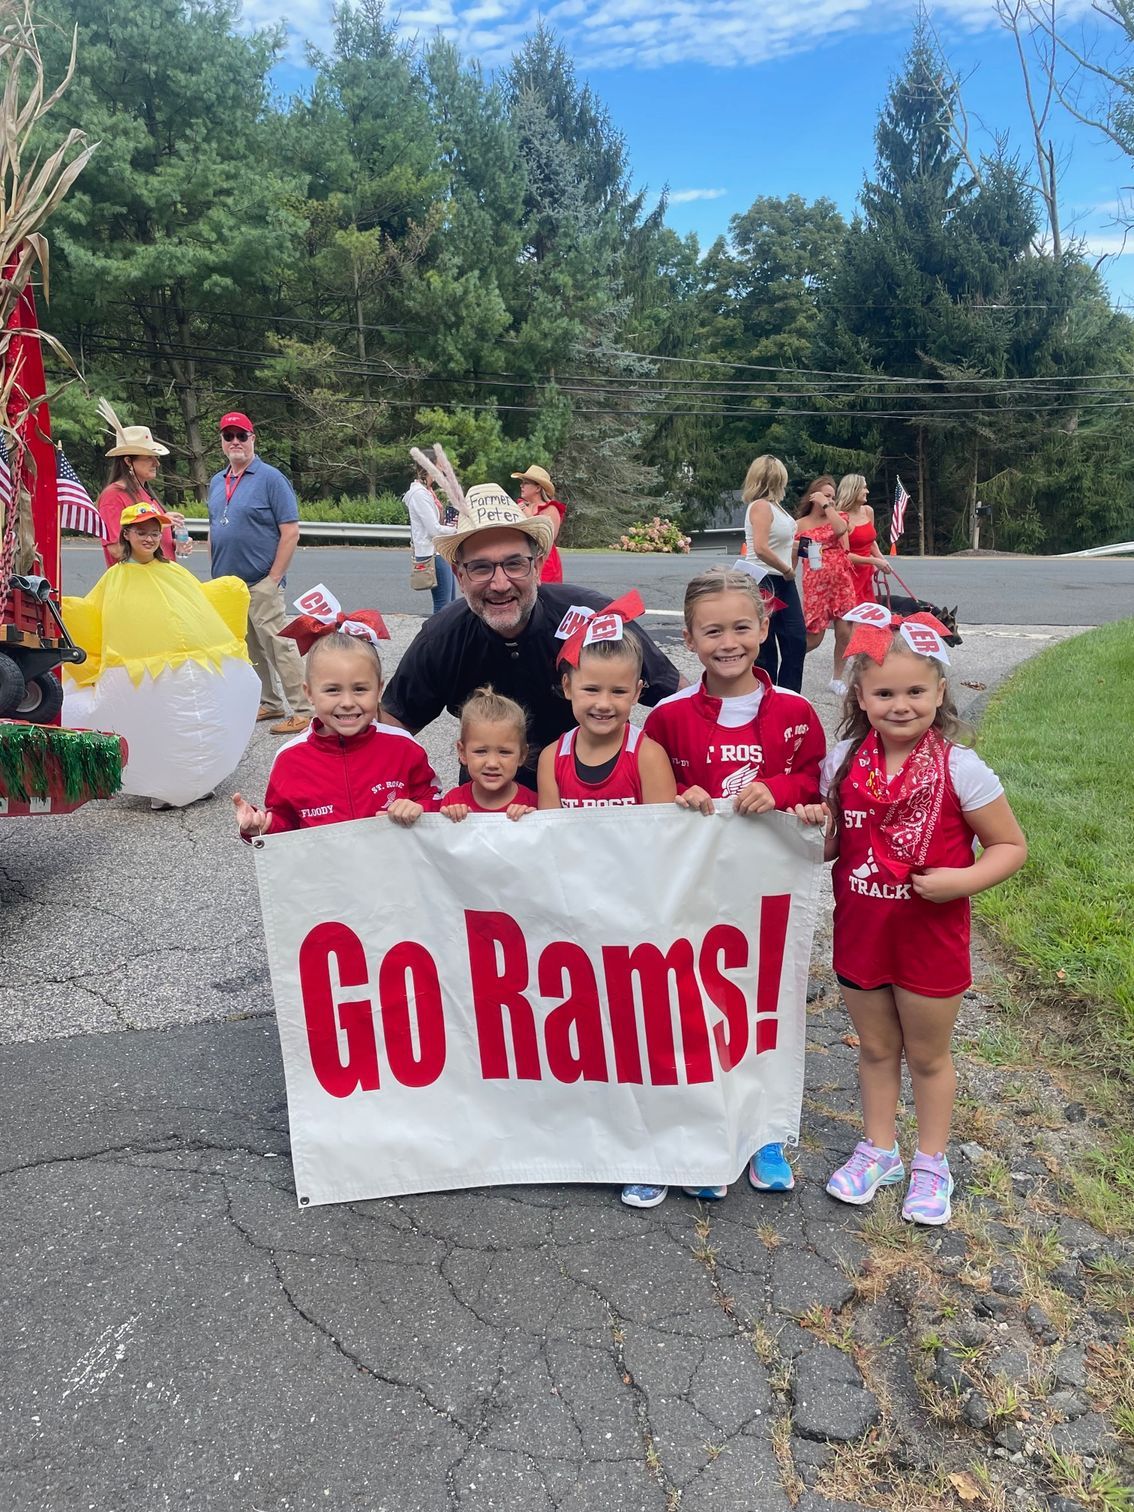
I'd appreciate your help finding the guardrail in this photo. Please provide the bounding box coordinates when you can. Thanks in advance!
[184,519,411,543]
[1059,541,1134,558]
[176,520,1134,556]
[184,519,741,549]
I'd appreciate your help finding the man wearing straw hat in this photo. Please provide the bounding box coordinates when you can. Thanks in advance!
[206,411,312,736]
[381,483,682,788]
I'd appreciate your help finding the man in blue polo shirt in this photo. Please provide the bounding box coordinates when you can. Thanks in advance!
[207,411,312,734]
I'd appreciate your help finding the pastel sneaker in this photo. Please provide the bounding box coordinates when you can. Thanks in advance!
[621,1184,668,1209]
[748,1143,795,1191]
[826,1140,905,1205]
[682,1185,727,1200]
[902,1151,953,1226]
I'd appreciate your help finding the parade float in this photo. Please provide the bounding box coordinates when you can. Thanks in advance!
[0,0,125,816]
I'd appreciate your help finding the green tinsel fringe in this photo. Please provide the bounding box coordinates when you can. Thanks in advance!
[0,723,124,803]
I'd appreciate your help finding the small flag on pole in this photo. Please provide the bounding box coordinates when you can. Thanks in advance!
[0,433,12,516]
[890,476,910,554]
[56,444,108,541]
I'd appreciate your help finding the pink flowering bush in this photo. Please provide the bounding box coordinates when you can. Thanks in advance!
[612,516,691,553]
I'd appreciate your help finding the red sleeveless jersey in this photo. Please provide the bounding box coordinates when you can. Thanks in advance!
[553,724,644,808]
[832,739,978,996]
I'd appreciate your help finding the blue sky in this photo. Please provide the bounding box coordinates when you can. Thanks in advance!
[255,0,1134,304]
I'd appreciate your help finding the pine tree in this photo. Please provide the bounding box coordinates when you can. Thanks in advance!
[41,0,302,497]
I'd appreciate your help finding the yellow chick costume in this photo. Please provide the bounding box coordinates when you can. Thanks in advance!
[62,560,260,806]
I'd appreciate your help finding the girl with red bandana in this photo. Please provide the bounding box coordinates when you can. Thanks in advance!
[795,607,1026,1225]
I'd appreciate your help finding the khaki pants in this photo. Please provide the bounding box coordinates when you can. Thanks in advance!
[247,576,312,717]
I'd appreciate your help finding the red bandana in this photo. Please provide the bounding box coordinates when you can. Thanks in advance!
[844,727,949,880]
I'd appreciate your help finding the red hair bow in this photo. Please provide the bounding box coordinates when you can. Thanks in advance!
[554,589,645,667]
[281,608,390,656]
[842,601,952,665]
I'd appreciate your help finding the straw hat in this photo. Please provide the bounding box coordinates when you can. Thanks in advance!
[511,463,555,498]
[436,483,555,564]
[98,397,170,458]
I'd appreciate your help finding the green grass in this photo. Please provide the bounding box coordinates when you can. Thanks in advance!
[975,620,1134,1056]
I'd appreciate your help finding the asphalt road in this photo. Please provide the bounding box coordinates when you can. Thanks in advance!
[0,551,1124,1511]
[60,543,1134,629]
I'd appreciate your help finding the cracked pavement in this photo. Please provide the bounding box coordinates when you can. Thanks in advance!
[4,612,1127,1512]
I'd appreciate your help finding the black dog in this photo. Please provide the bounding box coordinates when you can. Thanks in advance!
[885,594,962,646]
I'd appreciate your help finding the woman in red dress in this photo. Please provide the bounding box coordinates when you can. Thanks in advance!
[795,474,856,695]
[836,473,893,603]
[513,464,565,583]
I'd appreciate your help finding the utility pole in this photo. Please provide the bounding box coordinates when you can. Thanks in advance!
[971,499,990,552]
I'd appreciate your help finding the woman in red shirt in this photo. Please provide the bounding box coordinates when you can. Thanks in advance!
[513,463,566,582]
[96,400,188,567]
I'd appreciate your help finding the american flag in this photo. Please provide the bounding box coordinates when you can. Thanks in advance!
[57,444,108,540]
[0,435,108,540]
[890,476,910,547]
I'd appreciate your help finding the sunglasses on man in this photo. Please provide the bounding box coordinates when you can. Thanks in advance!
[221,428,251,442]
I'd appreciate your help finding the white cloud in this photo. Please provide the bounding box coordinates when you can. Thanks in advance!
[670,187,727,203]
[1081,231,1134,258]
[242,0,1098,70]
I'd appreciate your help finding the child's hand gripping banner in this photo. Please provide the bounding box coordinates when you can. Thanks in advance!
[254,806,824,1207]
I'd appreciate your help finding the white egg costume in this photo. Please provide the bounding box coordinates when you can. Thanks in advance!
[62,560,259,806]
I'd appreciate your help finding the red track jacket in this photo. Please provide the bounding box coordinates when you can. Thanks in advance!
[260,720,441,835]
[643,672,824,809]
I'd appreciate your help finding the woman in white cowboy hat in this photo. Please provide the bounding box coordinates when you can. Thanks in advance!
[95,398,190,568]
[512,463,566,583]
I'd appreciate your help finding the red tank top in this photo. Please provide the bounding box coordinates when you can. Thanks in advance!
[553,724,643,808]
[832,735,977,996]
[441,781,539,812]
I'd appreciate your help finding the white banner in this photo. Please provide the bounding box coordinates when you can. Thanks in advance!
[255,806,824,1208]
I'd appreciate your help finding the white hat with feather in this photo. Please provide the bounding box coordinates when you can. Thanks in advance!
[98,397,170,458]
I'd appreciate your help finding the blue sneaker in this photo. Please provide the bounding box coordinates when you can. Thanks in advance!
[748,1143,795,1192]
[682,1185,727,1200]
[621,1183,668,1208]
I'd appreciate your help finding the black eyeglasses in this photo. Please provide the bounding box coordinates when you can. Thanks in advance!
[221,428,250,442]
[458,555,536,584]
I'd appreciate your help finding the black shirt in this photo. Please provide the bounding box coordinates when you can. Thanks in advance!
[382,582,682,779]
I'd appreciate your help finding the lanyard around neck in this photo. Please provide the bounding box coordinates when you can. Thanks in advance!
[224,468,247,505]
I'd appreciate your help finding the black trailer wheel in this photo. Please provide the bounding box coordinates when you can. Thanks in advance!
[14,671,64,724]
[0,651,25,715]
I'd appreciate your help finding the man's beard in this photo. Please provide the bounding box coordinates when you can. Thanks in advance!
[472,582,537,635]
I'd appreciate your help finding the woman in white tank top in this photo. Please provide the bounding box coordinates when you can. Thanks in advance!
[741,455,806,691]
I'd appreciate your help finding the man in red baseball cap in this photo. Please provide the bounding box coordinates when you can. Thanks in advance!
[206,410,312,734]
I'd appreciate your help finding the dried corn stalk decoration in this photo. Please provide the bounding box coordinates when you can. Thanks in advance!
[0,0,95,597]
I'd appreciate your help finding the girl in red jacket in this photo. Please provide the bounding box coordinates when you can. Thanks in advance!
[233,630,439,838]
[794,608,1026,1225]
[640,566,826,1206]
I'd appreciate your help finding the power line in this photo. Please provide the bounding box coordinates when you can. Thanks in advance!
[99,300,1134,388]
[78,333,1134,409]
[102,370,1134,422]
